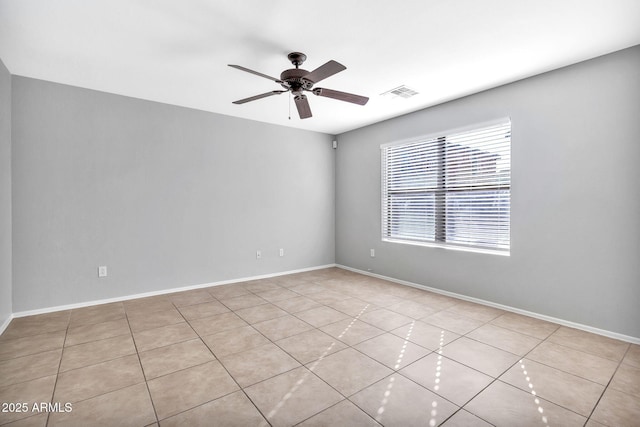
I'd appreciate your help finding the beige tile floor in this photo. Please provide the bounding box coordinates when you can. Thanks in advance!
[1,268,639,426]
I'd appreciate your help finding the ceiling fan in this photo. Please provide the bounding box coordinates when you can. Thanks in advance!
[228,52,369,119]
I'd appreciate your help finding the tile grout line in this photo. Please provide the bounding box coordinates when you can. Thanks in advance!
[291,399,383,427]
[0,331,68,365]
[584,342,633,424]
[45,311,71,427]
[124,309,161,426]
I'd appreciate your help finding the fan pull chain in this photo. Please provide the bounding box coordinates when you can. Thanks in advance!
[288,92,291,120]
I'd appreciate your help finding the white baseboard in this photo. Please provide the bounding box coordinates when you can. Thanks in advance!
[11,264,337,319]
[337,264,640,345]
[0,314,13,335]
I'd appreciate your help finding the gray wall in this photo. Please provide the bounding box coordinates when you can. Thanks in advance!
[336,46,640,338]
[12,77,335,312]
[0,58,11,325]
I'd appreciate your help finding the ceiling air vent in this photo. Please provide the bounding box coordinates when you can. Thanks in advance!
[381,85,419,99]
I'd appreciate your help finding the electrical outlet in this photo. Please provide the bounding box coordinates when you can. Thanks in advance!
[256,250,261,259]
[279,248,284,257]
[98,266,107,278]
[370,249,375,258]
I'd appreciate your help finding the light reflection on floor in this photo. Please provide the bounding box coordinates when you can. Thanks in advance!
[519,359,550,426]
[374,320,416,423]
[428,330,446,426]
[265,303,371,420]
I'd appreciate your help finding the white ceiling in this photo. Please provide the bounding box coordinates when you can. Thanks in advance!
[1,0,639,135]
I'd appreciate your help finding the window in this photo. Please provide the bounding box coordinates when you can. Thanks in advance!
[381,120,511,254]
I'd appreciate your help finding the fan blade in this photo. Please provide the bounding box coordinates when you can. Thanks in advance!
[232,90,287,104]
[312,88,369,105]
[294,94,312,119]
[228,64,283,83]
[303,60,346,83]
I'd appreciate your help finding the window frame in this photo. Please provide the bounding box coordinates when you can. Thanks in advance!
[380,118,511,256]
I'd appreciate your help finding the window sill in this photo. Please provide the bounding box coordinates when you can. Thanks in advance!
[382,238,510,257]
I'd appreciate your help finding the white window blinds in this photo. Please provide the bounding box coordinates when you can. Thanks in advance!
[381,120,511,254]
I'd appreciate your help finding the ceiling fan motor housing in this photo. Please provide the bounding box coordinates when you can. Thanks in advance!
[280,68,314,92]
